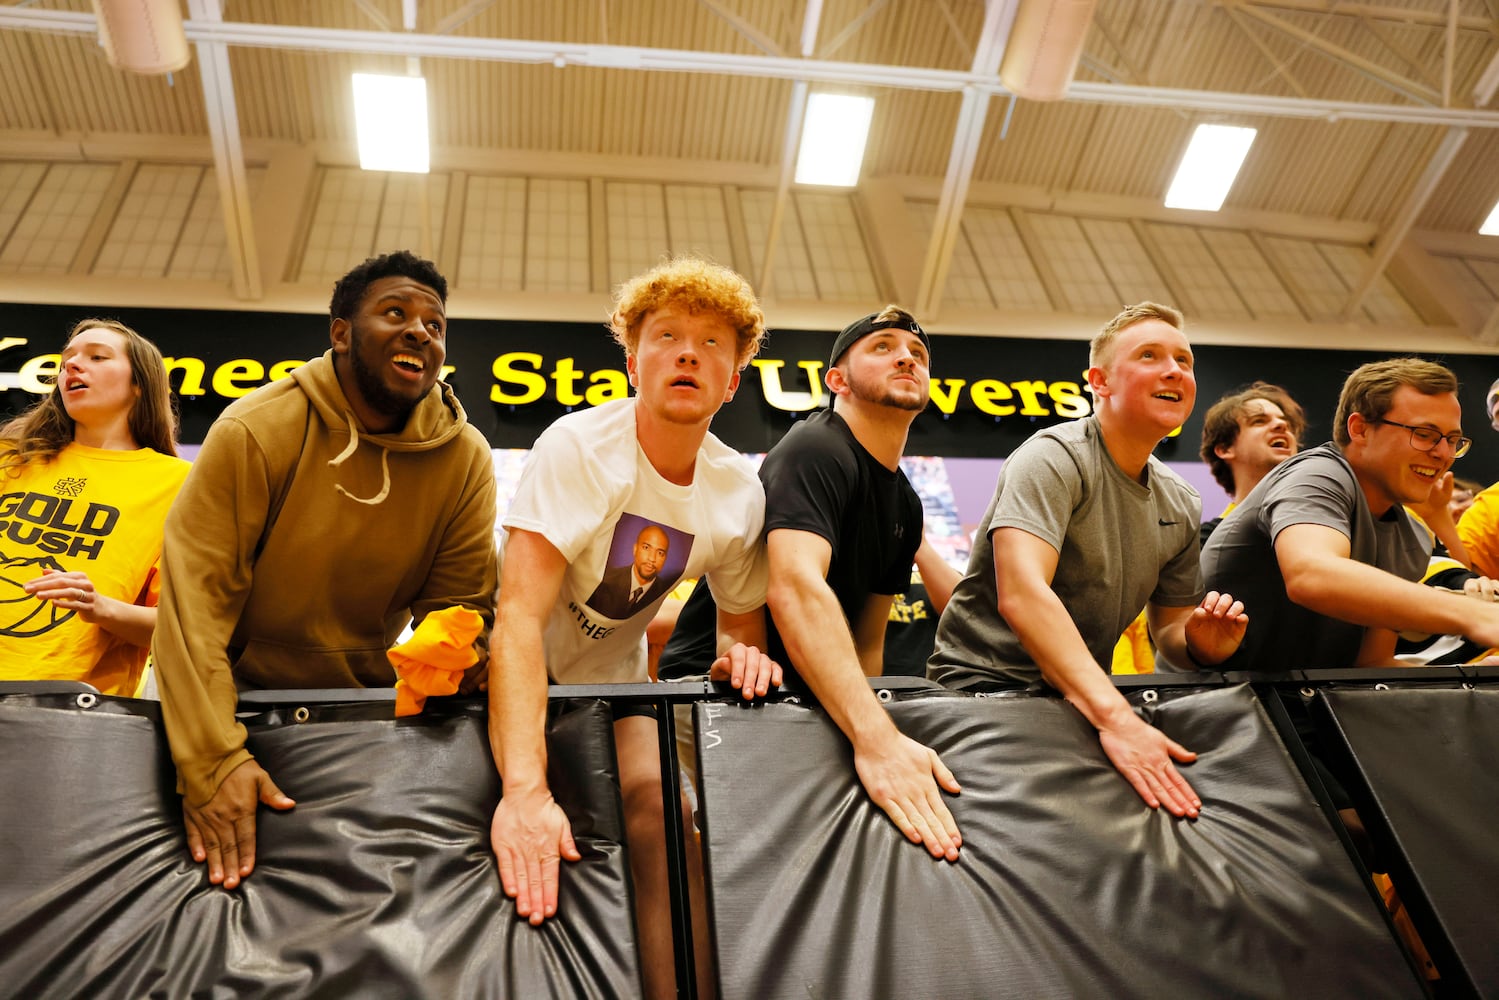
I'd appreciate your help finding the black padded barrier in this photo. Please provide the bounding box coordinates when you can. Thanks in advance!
[1316,681,1499,1000]
[695,683,1423,1000]
[0,691,642,999]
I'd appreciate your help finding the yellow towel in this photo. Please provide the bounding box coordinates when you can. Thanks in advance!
[388,606,483,717]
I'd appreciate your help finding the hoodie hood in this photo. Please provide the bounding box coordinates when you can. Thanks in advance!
[291,351,470,505]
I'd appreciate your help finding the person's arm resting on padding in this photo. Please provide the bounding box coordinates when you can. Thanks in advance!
[155,419,295,891]
[994,526,1238,818]
[487,528,582,926]
[767,527,963,860]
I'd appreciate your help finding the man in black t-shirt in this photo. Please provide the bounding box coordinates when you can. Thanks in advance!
[660,306,964,863]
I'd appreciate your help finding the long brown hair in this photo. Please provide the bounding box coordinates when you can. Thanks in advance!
[0,318,179,475]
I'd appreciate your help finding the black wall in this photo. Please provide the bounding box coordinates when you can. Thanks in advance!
[6,303,1498,482]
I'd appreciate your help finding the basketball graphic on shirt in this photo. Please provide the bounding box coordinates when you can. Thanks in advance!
[0,553,76,638]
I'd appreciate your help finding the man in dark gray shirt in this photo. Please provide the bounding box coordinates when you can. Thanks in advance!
[1203,357,1499,671]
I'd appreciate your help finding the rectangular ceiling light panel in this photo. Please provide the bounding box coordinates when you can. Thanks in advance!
[1164,124,1257,212]
[353,73,430,174]
[795,94,876,187]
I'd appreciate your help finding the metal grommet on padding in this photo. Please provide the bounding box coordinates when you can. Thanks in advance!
[75,692,96,710]
[1373,683,1390,692]
[1140,689,1157,704]
[292,706,311,723]
[784,695,801,705]
[1299,687,1316,699]
[876,688,893,703]
[1462,682,1476,691]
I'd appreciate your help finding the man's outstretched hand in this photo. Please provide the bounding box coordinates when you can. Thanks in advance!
[491,788,582,925]
[1097,713,1200,819]
[182,759,295,890]
[853,733,963,861]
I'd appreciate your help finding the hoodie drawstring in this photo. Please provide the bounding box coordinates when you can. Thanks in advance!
[329,410,391,506]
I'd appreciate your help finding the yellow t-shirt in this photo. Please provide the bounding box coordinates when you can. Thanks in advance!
[1457,481,1499,580]
[1111,613,1154,675]
[0,443,190,695]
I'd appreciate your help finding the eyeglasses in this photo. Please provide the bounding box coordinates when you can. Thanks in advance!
[1371,418,1472,459]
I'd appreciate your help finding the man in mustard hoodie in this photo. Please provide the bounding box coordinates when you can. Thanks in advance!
[153,250,498,891]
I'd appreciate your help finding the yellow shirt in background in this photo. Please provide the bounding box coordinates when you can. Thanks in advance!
[0,443,189,695]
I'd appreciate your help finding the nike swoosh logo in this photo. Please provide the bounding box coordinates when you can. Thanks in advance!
[1159,519,1179,526]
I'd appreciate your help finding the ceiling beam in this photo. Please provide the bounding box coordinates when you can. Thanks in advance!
[1077,53,1133,87]
[935,0,973,62]
[818,0,891,60]
[1478,41,1499,106]
[757,0,822,296]
[698,0,785,58]
[69,160,136,276]
[352,0,393,32]
[1062,81,1498,127]
[187,0,262,299]
[9,7,1499,127]
[1358,18,1440,91]
[1230,1,1498,34]
[1224,6,1310,98]
[914,0,1018,321]
[432,1,498,37]
[1480,303,1499,346]
[1337,128,1468,321]
[1444,0,1458,107]
[1230,3,1443,106]
[1340,47,1499,321]
[1090,5,1152,86]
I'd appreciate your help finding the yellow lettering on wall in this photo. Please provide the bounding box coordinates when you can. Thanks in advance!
[164,357,206,397]
[212,359,265,398]
[1011,380,1050,416]
[491,352,546,405]
[927,378,966,415]
[19,355,58,395]
[969,380,1015,416]
[585,369,628,406]
[1048,381,1090,418]
[553,358,586,406]
[268,359,306,381]
[753,359,825,412]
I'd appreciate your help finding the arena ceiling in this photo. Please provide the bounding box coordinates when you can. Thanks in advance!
[2,0,1498,347]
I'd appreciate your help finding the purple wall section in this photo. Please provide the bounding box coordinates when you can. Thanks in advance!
[1177,462,1235,520]
[943,455,1234,537]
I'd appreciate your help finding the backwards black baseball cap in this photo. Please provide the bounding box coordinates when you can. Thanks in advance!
[828,310,930,369]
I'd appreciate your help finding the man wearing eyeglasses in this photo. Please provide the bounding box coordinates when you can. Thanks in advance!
[1201,357,1499,673]
[1453,377,1499,579]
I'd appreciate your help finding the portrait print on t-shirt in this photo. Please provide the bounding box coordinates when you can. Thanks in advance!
[585,513,693,621]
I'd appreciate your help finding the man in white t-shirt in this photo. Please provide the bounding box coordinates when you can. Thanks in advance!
[487,257,780,999]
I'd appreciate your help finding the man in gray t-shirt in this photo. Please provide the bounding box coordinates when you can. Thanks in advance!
[930,415,1203,687]
[930,302,1247,820]
[1203,357,1499,670]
